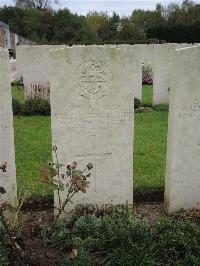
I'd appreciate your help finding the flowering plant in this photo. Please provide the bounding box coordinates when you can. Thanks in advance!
[40,146,93,221]
[142,63,153,85]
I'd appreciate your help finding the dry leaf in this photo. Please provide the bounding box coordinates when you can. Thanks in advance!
[69,248,78,260]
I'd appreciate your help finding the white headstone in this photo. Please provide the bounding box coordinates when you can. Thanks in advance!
[18,45,64,101]
[143,44,155,66]
[165,46,200,213]
[152,44,173,104]
[50,46,134,216]
[0,50,17,208]
[23,46,52,100]
[133,45,144,100]
[16,45,29,80]
[9,59,17,82]
[153,44,192,105]
[118,44,143,100]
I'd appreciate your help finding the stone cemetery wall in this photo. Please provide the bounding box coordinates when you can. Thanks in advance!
[50,46,135,216]
[165,46,200,213]
[0,49,17,209]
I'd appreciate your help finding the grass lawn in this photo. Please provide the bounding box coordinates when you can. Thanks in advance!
[12,85,168,197]
[14,116,52,197]
[12,85,24,103]
[134,112,168,191]
[142,84,153,105]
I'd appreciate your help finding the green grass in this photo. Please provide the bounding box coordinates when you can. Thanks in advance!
[134,112,168,191]
[14,116,52,197]
[12,85,168,197]
[142,84,153,105]
[11,85,24,103]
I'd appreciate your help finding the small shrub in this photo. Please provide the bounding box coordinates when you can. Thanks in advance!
[11,80,20,87]
[152,104,169,112]
[21,97,51,116]
[43,220,73,249]
[39,209,200,266]
[12,97,22,115]
[141,103,152,108]
[154,217,200,265]
[11,78,24,87]
[134,98,141,109]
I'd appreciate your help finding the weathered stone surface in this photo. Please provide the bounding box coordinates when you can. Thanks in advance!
[17,45,64,101]
[143,44,155,66]
[9,58,17,82]
[152,43,191,105]
[117,44,143,100]
[152,44,173,104]
[50,46,134,216]
[165,45,200,213]
[133,45,144,100]
[23,46,52,100]
[0,50,17,208]
[16,45,29,80]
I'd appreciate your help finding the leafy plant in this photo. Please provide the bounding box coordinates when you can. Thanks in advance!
[39,208,200,265]
[12,97,22,115]
[154,217,200,265]
[21,97,51,116]
[152,104,169,112]
[40,146,93,222]
[134,97,141,109]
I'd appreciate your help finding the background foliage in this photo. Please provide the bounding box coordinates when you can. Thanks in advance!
[1,0,200,44]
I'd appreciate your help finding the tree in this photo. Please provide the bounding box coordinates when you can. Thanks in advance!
[117,18,143,41]
[99,12,120,41]
[86,12,108,32]
[130,9,163,38]
[15,0,59,9]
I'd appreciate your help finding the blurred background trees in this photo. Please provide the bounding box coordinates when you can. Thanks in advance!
[0,0,199,44]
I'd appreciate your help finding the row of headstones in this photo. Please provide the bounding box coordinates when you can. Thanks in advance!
[16,43,199,104]
[1,45,200,218]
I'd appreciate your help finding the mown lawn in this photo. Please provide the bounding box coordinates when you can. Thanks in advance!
[134,112,168,191]
[13,85,168,197]
[12,85,24,103]
[14,116,52,197]
[142,84,153,105]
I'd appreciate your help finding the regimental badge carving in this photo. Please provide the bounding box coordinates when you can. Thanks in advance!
[74,60,113,100]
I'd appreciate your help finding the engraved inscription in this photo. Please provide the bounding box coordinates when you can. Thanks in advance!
[74,60,113,100]
[178,98,200,118]
[54,103,132,133]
